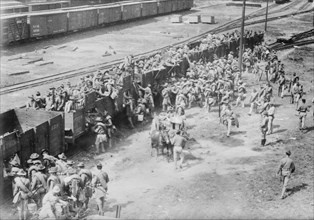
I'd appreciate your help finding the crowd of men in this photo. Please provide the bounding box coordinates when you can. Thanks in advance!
[5,27,314,219]
[6,151,109,220]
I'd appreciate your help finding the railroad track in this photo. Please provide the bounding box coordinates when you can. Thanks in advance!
[1,6,313,96]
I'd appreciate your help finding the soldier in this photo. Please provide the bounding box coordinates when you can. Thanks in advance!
[297,99,310,130]
[92,163,109,216]
[31,164,47,208]
[66,160,75,169]
[277,150,295,199]
[221,105,238,137]
[63,168,83,209]
[171,130,187,170]
[248,88,259,115]
[161,84,171,112]
[41,149,57,173]
[56,153,68,175]
[277,74,286,98]
[28,159,41,183]
[150,113,160,135]
[47,167,62,192]
[266,103,276,135]
[260,111,269,146]
[13,169,32,220]
[39,185,70,220]
[103,110,115,149]
[123,89,135,129]
[92,117,108,154]
[77,162,93,209]
[235,82,247,108]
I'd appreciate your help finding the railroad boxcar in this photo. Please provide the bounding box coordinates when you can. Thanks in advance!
[141,1,158,17]
[121,2,142,20]
[0,14,29,45]
[98,4,122,25]
[185,0,194,9]
[171,0,179,12]
[177,0,185,11]
[68,8,98,31]
[0,108,64,162]
[157,0,173,14]
[29,11,68,38]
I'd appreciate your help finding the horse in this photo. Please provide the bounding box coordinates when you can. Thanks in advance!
[150,129,172,162]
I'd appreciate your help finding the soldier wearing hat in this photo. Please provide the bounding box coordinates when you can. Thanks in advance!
[66,160,75,169]
[28,154,41,182]
[41,149,57,173]
[92,163,109,216]
[266,102,276,135]
[78,162,93,209]
[277,150,295,199]
[297,98,310,130]
[171,130,187,170]
[39,185,70,219]
[31,164,47,208]
[13,169,32,220]
[47,167,62,192]
[260,111,269,146]
[92,117,108,154]
[56,153,67,175]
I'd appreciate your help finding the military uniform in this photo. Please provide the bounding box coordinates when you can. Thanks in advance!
[31,165,47,208]
[78,163,93,209]
[13,170,32,220]
[277,151,295,199]
[92,164,109,216]
[297,102,309,129]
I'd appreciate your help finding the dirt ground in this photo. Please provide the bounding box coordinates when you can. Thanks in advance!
[1,1,314,220]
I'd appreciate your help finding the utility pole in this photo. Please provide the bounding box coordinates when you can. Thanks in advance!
[265,0,269,31]
[239,0,246,74]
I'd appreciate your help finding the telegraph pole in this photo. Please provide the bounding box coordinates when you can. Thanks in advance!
[239,0,246,74]
[265,0,269,31]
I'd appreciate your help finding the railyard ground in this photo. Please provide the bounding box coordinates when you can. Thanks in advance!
[1,0,314,219]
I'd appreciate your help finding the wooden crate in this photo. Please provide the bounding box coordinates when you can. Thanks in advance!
[122,2,142,20]
[141,1,158,17]
[97,4,122,24]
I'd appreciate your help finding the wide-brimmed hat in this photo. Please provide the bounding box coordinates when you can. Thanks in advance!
[95,117,103,122]
[77,162,85,168]
[27,159,33,164]
[58,153,67,160]
[286,150,291,156]
[36,164,45,171]
[49,167,58,173]
[33,160,42,165]
[41,149,49,155]
[52,185,61,194]
[17,169,27,176]
[9,159,19,167]
[67,168,77,175]
[30,153,40,160]
[96,162,102,168]
[66,160,75,165]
